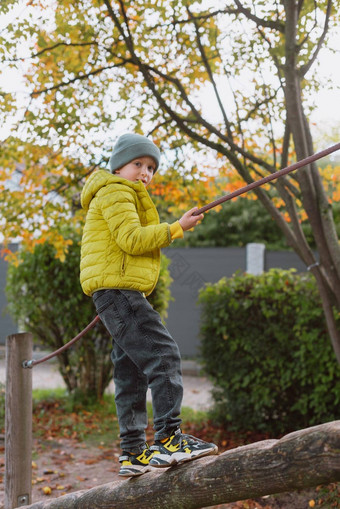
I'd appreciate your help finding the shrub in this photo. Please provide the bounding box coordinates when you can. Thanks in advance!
[148,253,173,322]
[198,269,340,434]
[6,231,173,400]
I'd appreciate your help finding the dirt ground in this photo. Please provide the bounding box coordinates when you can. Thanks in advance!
[0,436,321,509]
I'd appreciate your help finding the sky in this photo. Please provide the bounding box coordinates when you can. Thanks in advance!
[307,39,340,128]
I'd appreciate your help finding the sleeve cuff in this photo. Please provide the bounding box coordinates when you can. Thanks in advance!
[170,221,184,240]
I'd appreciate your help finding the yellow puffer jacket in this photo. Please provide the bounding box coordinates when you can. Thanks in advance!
[80,170,173,297]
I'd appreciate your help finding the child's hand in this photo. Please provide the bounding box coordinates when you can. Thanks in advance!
[179,207,204,231]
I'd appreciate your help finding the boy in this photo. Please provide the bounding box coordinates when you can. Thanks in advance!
[80,133,218,477]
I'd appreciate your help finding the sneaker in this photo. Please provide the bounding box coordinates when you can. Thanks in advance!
[149,428,218,468]
[119,444,155,477]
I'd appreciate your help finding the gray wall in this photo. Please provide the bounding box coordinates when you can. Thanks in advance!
[164,247,307,357]
[0,245,308,351]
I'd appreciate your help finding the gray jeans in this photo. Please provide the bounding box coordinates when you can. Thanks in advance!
[93,289,183,452]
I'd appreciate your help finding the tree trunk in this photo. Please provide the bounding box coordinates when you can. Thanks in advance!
[283,0,340,363]
[22,421,340,509]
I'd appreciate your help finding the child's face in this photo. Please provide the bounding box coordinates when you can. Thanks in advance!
[115,156,156,187]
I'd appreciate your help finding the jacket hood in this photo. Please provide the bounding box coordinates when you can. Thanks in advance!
[81,170,144,211]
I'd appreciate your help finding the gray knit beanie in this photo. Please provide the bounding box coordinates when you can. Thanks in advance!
[109,133,160,173]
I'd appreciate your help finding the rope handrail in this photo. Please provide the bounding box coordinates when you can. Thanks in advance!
[193,142,340,215]
[22,315,101,368]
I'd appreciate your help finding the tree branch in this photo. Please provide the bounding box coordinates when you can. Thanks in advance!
[30,64,126,97]
[152,9,234,30]
[103,0,280,176]
[299,0,332,77]
[5,41,98,62]
[233,0,285,32]
[136,61,278,173]
[242,89,280,123]
[186,6,233,138]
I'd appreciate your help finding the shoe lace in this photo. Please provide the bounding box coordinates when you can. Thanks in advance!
[120,443,153,462]
[144,447,154,458]
[179,433,206,447]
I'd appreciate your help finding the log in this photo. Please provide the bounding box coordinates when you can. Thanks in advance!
[21,421,340,509]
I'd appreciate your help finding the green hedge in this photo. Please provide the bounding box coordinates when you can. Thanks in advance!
[148,253,173,322]
[198,269,340,434]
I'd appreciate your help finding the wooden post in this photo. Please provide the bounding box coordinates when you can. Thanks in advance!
[5,333,33,509]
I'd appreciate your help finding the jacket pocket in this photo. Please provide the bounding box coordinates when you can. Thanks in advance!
[120,253,126,276]
[93,290,126,339]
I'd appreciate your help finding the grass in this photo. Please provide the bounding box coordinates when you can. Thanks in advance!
[32,389,119,447]
[0,385,211,447]
[30,388,211,448]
